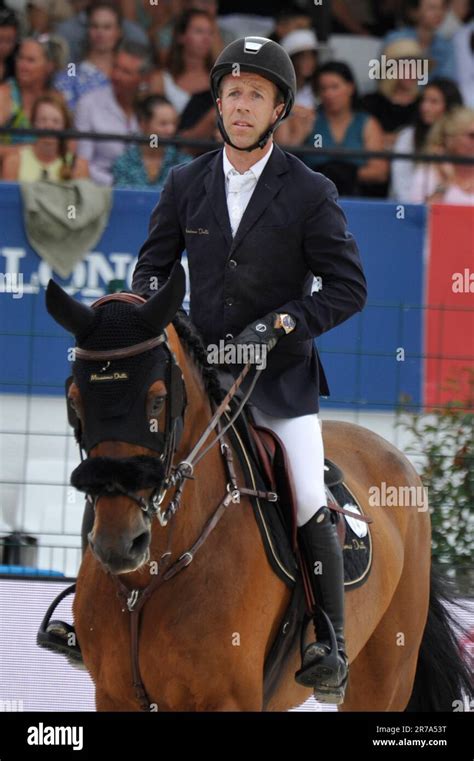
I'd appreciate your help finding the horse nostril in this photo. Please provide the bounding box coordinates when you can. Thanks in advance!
[130,531,150,557]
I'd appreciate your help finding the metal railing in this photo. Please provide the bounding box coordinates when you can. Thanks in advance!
[1,126,474,166]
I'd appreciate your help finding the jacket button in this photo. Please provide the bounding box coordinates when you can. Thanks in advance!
[228,259,237,269]
[225,333,233,340]
[225,298,233,307]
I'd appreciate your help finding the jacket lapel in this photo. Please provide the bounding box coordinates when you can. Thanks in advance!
[230,144,288,255]
[204,144,289,255]
[204,150,233,248]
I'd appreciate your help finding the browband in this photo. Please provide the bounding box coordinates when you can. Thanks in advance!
[74,334,166,362]
[91,292,147,308]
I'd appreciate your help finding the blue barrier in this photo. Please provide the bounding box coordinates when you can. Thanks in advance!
[0,565,64,577]
[0,184,425,410]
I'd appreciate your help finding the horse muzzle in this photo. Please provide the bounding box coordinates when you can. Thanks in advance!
[71,455,162,574]
[88,525,151,575]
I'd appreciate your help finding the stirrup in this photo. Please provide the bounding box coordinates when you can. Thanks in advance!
[36,583,85,669]
[295,641,348,704]
[37,620,85,669]
[295,608,348,704]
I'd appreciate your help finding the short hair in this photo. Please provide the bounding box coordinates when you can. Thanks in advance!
[116,40,151,74]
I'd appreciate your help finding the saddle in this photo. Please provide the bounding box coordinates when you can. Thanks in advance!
[248,420,371,550]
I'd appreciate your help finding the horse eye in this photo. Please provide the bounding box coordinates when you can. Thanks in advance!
[150,396,166,415]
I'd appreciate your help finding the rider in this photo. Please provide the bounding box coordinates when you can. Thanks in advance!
[38,36,366,704]
[132,37,367,703]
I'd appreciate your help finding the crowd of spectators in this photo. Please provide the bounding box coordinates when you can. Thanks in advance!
[0,0,472,203]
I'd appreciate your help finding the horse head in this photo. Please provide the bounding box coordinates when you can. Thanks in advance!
[45,264,186,574]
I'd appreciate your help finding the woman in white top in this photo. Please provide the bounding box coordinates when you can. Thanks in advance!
[391,77,463,200]
[148,8,216,146]
[410,106,474,204]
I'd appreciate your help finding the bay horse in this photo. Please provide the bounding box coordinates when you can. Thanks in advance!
[45,265,472,712]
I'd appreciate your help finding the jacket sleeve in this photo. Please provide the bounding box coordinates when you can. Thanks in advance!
[277,176,367,340]
[132,167,185,298]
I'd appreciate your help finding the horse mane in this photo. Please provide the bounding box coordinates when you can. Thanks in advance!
[172,311,226,405]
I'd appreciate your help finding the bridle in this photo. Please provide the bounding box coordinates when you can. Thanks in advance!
[68,292,186,521]
[68,292,278,710]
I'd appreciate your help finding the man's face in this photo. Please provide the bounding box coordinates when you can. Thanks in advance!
[217,72,285,149]
[111,52,144,98]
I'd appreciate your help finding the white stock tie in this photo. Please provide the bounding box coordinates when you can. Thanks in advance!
[227,169,257,237]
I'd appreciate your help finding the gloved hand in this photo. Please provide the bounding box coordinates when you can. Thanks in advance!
[228,312,285,353]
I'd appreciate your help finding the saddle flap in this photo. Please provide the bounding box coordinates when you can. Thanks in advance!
[250,424,299,550]
[249,425,276,491]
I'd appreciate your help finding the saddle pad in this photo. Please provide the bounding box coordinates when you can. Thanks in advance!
[330,482,373,591]
[225,405,372,591]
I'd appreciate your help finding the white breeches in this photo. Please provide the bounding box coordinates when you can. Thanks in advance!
[250,408,327,527]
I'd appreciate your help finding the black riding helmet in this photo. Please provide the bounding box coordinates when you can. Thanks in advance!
[210,36,297,152]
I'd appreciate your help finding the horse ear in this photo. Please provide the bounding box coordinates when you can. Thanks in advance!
[138,262,186,334]
[45,279,95,337]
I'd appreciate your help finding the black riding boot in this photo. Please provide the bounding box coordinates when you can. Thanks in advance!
[36,498,94,667]
[295,507,348,704]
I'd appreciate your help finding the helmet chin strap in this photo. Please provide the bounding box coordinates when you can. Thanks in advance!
[216,108,287,153]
